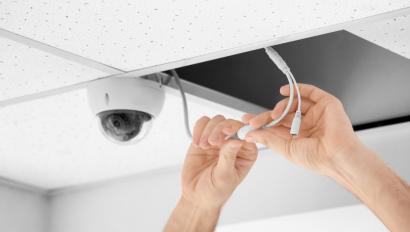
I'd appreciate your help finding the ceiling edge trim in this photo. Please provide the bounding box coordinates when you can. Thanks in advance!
[2,7,410,82]
[111,7,410,79]
[1,7,409,108]
[0,28,123,75]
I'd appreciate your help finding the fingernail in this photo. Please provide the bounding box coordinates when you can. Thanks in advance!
[280,86,286,94]
[271,113,277,119]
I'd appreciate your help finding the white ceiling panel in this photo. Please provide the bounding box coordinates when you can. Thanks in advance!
[0,36,106,101]
[1,0,409,72]
[348,14,410,59]
[0,87,241,189]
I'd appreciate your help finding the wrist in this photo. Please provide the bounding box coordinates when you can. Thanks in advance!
[326,141,407,203]
[164,196,221,232]
[323,141,410,232]
[178,196,222,215]
[325,140,369,180]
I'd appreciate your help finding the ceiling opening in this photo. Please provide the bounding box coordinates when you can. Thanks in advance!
[175,30,410,128]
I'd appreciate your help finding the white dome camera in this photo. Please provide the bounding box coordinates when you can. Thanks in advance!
[87,75,165,145]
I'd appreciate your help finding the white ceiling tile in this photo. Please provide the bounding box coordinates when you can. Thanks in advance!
[1,0,409,71]
[0,86,242,189]
[348,14,410,59]
[0,36,106,101]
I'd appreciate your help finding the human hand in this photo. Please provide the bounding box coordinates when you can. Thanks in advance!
[181,115,258,210]
[242,84,361,176]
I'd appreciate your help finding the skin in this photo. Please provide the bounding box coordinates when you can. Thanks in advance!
[165,84,410,232]
[164,115,257,232]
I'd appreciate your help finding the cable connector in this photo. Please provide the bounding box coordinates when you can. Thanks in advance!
[265,47,290,73]
[290,111,302,136]
[236,125,254,140]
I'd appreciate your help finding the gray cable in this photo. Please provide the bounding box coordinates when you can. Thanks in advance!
[171,69,193,138]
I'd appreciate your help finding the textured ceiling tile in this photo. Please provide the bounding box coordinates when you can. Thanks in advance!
[0,87,242,189]
[0,37,106,101]
[348,14,410,59]
[1,0,409,71]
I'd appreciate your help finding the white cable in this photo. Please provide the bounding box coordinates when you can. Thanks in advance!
[264,71,294,127]
[171,47,302,143]
[236,47,302,139]
[288,71,302,135]
[289,72,302,112]
[171,69,193,139]
[265,47,302,136]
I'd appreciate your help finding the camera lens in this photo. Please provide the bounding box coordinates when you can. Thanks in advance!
[98,110,152,144]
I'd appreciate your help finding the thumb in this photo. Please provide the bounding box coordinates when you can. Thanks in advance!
[245,128,287,155]
[216,140,243,172]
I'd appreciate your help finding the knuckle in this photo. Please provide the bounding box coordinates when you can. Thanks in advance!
[301,84,314,91]
[195,117,207,126]
[223,152,236,161]
[213,114,225,120]
[229,119,244,127]
[325,95,344,109]
[199,115,210,122]
[333,97,344,107]
[276,98,287,108]
[195,116,209,128]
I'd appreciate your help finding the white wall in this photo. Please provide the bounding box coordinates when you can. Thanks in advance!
[0,181,48,232]
[48,122,410,232]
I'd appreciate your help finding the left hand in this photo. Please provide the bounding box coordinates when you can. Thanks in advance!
[181,115,258,210]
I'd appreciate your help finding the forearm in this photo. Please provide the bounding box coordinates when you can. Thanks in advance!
[164,197,221,232]
[329,144,410,232]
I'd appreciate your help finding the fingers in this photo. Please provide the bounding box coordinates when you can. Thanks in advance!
[242,113,256,124]
[242,84,329,129]
[216,140,244,172]
[192,116,210,146]
[194,115,245,149]
[280,84,333,103]
[208,119,244,147]
[214,139,258,183]
[274,112,310,131]
[247,111,271,129]
[244,99,313,129]
[271,98,313,119]
[198,115,226,149]
[245,126,289,154]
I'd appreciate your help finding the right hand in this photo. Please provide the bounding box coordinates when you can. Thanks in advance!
[242,84,362,176]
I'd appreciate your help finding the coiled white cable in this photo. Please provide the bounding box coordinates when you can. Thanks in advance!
[236,47,302,139]
[171,47,302,142]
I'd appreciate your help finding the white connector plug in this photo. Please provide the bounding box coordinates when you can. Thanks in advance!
[265,47,290,73]
[231,47,302,144]
[290,110,302,136]
[236,125,254,140]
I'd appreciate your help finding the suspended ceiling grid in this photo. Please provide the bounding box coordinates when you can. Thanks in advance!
[1,0,409,73]
[0,1,409,189]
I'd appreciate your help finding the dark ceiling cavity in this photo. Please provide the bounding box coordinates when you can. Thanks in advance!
[176,30,410,128]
